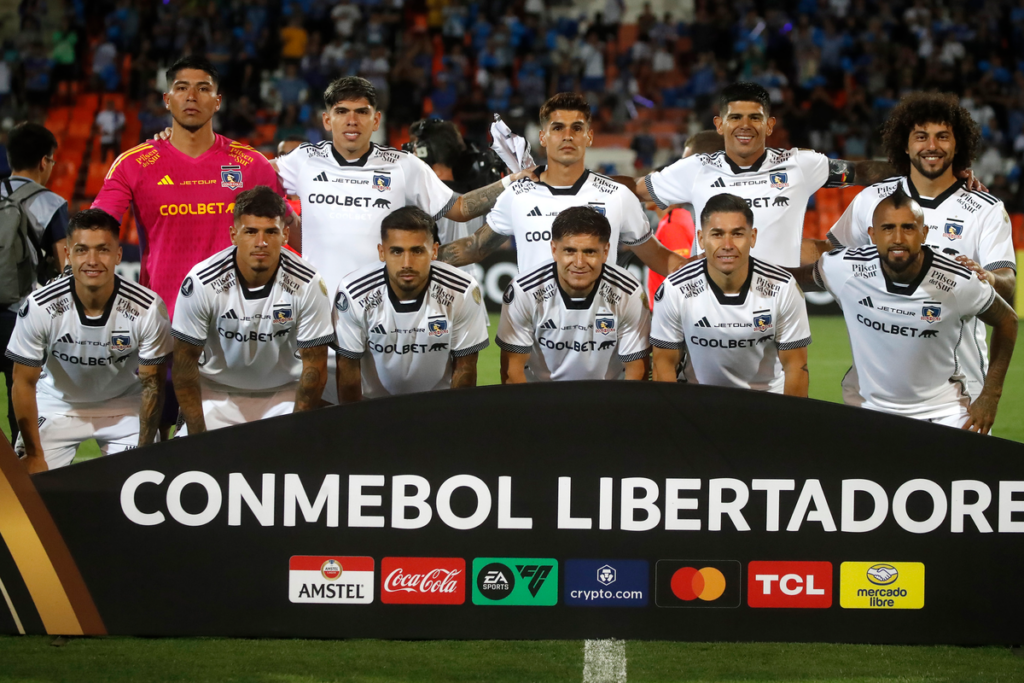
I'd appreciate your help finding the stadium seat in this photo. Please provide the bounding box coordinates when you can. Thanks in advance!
[84,161,109,197]
[803,210,820,239]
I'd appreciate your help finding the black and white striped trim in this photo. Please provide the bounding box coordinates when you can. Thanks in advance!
[977,287,996,315]
[335,346,365,360]
[197,253,234,281]
[298,334,337,349]
[170,329,206,346]
[433,193,458,222]
[931,254,972,279]
[619,348,651,362]
[349,273,386,300]
[519,263,556,292]
[119,283,156,310]
[983,260,1017,272]
[601,267,640,294]
[650,337,686,350]
[35,280,72,305]
[969,190,998,205]
[644,175,668,210]
[752,259,792,282]
[825,231,844,249]
[451,339,489,358]
[778,336,812,351]
[281,261,315,284]
[495,337,532,355]
[620,227,653,246]
[431,267,471,293]
[138,354,172,366]
[4,350,44,367]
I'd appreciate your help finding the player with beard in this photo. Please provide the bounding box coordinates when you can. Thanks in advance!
[810,190,1016,432]
[822,93,1016,398]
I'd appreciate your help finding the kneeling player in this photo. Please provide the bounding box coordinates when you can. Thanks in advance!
[172,187,334,435]
[496,206,651,382]
[6,210,173,472]
[333,206,489,401]
[651,194,811,396]
[812,189,1017,432]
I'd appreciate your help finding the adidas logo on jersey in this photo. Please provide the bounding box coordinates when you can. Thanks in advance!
[541,319,557,330]
[528,206,543,217]
[157,175,174,186]
[695,317,711,328]
[710,178,726,188]
[221,309,240,319]
[57,333,75,343]
[858,297,874,308]
[313,172,329,182]
[370,324,387,335]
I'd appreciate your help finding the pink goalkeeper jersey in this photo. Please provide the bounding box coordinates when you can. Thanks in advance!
[92,135,285,317]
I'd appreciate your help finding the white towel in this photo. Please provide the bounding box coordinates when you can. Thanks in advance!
[489,114,535,173]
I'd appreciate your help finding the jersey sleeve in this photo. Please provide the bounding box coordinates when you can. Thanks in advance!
[649,282,686,350]
[296,275,337,348]
[812,250,842,297]
[4,300,49,367]
[274,147,301,196]
[405,155,457,221]
[450,278,490,357]
[252,153,288,198]
[796,149,833,190]
[486,189,516,236]
[617,189,653,246]
[977,202,1017,272]
[495,282,535,354]
[331,283,367,359]
[616,286,652,362]
[170,275,211,346]
[775,279,812,350]
[824,190,871,248]
[644,156,698,210]
[956,275,997,319]
[137,296,174,364]
[90,150,138,222]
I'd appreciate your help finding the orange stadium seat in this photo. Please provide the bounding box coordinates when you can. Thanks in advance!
[815,187,842,213]
[84,161,108,197]
[803,210,820,239]
[840,185,863,206]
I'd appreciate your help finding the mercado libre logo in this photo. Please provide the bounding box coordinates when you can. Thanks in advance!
[472,558,558,606]
[840,562,924,610]
[655,560,741,608]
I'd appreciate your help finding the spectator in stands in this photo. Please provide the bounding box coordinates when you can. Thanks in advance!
[94,99,125,164]
[631,121,657,172]
[578,32,606,96]
[22,42,53,110]
[51,17,78,99]
[280,15,308,64]
[274,64,308,109]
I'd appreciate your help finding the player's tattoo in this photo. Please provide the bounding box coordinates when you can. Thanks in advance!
[295,345,328,411]
[172,339,207,435]
[336,352,363,403]
[137,365,166,446]
[455,180,506,219]
[438,224,510,266]
[450,353,478,389]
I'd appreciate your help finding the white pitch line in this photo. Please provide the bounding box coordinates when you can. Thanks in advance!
[0,575,25,635]
[583,638,626,683]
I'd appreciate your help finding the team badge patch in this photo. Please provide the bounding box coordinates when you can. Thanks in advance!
[181,277,194,298]
[503,283,514,304]
[921,303,942,323]
[336,291,349,312]
[111,332,132,351]
[654,283,665,302]
[273,305,293,324]
[943,222,964,240]
[753,311,773,332]
[428,319,449,337]
[770,172,789,189]
[588,202,607,216]
[319,278,328,297]
[18,300,29,317]
[220,165,243,191]
[595,317,615,335]
[472,287,482,305]
[373,174,392,192]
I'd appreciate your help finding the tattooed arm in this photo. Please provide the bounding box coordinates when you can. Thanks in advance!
[779,347,809,398]
[137,362,166,446]
[172,338,207,435]
[295,345,328,411]
[444,167,538,221]
[11,364,46,472]
[437,223,511,266]
[450,353,478,389]
[336,353,363,404]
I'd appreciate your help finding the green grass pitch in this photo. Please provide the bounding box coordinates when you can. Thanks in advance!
[1,316,1022,681]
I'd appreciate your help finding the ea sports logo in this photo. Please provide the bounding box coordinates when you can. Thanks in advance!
[321,559,343,581]
[477,562,515,600]
[671,566,727,601]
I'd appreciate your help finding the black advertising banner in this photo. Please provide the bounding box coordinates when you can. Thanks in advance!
[2,382,1023,643]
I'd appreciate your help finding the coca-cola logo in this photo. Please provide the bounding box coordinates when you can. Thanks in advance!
[380,557,466,605]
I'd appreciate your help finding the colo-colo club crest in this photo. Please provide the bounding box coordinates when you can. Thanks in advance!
[373,174,392,192]
[221,165,243,190]
[921,303,942,323]
[770,172,789,189]
[943,222,964,240]
[753,311,773,332]
[428,319,449,337]
[111,331,132,351]
[595,317,615,335]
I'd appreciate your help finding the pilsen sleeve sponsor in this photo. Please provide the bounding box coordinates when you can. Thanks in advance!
[91,145,148,222]
[644,155,700,210]
[449,277,490,358]
[295,274,336,349]
[331,282,367,359]
[170,274,212,346]
[137,296,174,364]
[615,283,652,362]
[4,296,50,366]
[617,187,653,246]
[649,282,686,350]
[774,278,812,351]
[494,282,535,355]
[404,155,457,221]
[976,201,1018,273]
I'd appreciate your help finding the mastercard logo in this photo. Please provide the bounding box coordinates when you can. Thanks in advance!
[670,567,727,601]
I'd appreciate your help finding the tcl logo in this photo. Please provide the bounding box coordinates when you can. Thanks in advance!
[381,557,465,605]
[747,561,832,608]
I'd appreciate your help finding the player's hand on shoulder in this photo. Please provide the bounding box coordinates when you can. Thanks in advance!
[957,169,989,193]
[954,255,995,286]
[511,165,540,183]
[152,127,172,142]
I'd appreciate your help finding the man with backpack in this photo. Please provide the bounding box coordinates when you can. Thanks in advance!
[0,122,68,445]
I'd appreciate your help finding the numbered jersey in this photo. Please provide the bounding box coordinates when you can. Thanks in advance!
[645,148,850,267]
[488,168,652,273]
[814,245,996,419]
[5,276,172,415]
[496,262,651,381]
[825,176,1016,397]
[333,261,490,398]
[172,247,335,393]
[650,258,811,393]
[276,141,457,294]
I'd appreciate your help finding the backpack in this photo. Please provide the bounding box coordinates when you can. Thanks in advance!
[0,178,50,305]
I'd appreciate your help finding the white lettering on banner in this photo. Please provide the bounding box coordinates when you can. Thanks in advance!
[116,473,1024,533]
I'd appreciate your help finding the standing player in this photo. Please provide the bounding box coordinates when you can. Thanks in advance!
[171,188,333,435]
[811,190,1016,432]
[6,210,172,472]
[496,206,651,382]
[650,194,811,396]
[438,92,686,277]
[822,93,1016,399]
[333,207,489,401]
[635,82,897,267]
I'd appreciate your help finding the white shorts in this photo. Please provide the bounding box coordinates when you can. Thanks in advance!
[925,405,972,429]
[15,411,140,469]
[175,387,295,436]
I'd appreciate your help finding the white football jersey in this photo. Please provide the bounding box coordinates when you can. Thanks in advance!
[276,141,457,294]
[825,176,1017,397]
[171,247,336,394]
[5,276,173,415]
[650,257,811,393]
[814,245,996,420]
[488,168,652,273]
[333,260,489,398]
[496,262,651,381]
[645,148,851,267]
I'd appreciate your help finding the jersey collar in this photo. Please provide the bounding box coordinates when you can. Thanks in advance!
[386,266,431,312]
[906,176,964,210]
[234,247,280,300]
[331,142,375,168]
[724,150,768,175]
[70,275,121,327]
[535,165,591,195]
[704,257,753,306]
[555,263,602,310]
[879,245,934,295]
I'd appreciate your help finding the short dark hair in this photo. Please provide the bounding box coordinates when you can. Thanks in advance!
[873,186,923,223]
[381,206,439,243]
[68,209,120,240]
[233,186,288,221]
[718,82,771,116]
[684,130,725,156]
[539,92,592,126]
[700,193,754,228]
[550,206,612,243]
[412,119,465,168]
[880,92,981,176]
[7,122,57,171]
[324,76,377,110]
[166,56,220,89]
